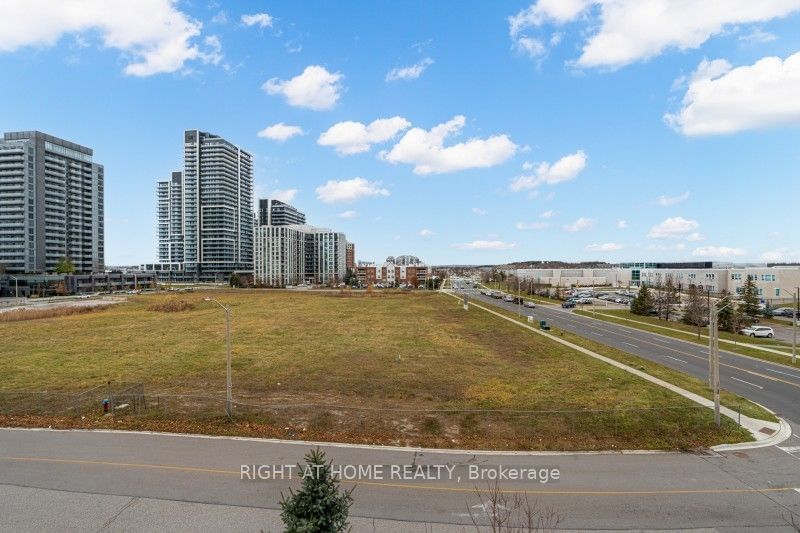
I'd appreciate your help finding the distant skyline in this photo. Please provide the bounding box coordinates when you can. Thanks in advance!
[1,1,799,265]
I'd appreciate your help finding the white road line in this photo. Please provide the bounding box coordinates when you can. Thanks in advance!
[730,377,764,390]
[779,446,800,453]
[591,332,604,337]
[763,367,800,378]
[665,355,688,364]
[623,342,638,348]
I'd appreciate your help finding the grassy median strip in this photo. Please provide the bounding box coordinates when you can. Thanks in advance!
[574,309,798,368]
[481,304,776,423]
[0,290,752,450]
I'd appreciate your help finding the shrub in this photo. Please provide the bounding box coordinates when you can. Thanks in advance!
[0,305,101,323]
[147,299,195,313]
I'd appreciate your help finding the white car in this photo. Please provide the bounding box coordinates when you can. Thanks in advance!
[523,300,536,308]
[503,295,515,302]
[739,326,774,338]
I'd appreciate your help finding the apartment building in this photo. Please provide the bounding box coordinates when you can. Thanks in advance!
[346,242,355,271]
[154,130,253,282]
[253,224,305,286]
[0,131,104,274]
[304,227,346,285]
[252,198,348,286]
[356,256,431,287]
[257,198,306,226]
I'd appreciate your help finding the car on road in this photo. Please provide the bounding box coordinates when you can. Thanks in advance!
[490,291,503,299]
[503,295,515,302]
[562,301,576,308]
[523,300,536,308]
[739,325,774,338]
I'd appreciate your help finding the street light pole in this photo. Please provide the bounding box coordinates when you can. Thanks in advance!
[205,297,232,417]
[10,275,18,298]
[776,286,797,365]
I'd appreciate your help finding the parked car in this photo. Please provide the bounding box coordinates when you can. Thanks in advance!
[577,297,592,304]
[523,300,536,308]
[739,326,774,338]
[562,301,576,309]
[773,308,795,317]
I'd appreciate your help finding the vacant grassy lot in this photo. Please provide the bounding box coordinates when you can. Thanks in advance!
[574,309,798,368]
[0,290,751,449]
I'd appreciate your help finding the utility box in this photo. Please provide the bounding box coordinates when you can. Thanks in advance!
[540,320,550,331]
[527,315,534,323]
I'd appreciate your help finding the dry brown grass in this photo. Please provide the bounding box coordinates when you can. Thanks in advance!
[0,305,102,323]
[147,299,196,313]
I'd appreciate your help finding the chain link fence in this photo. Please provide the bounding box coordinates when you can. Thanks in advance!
[0,383,741,447]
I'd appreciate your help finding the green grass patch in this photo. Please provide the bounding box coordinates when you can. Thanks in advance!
[0,290,752,450]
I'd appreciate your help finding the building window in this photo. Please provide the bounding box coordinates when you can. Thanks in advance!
[776,288,781,297]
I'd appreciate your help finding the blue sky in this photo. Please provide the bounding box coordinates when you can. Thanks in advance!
[2,1,800,266]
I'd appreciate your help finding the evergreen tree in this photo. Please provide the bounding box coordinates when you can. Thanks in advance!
[280,448,354,533]
[631,284,654,315]
[740,275,760,319]
[55,257,75,274]
[229,273,241,288]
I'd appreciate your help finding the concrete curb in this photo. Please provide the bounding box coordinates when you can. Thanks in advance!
[0,427,672,456]
[711,418,793,451]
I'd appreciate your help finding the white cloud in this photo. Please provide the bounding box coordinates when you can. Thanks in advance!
[263,65,344,110]
[380,115,517,175]
[257,123,305,142]
[509,150,586,191]
[418,228,434,237]
[241,13,273,28]
[0,0,215,76]
[585,242,623,252]
[514,36,547,58]
[539,209,556,218]
[315,177,389,204]
[454,240,517,250]
[760,248,798,262]
[386,57,434,81]
[563,217,595,233]
[657,191,690,206]
[522,161,534,170]
[516,221,550,230]
[738,28,777,44]
[617,220,628,229]
[472,207,487,215]
[692,246,746,257]
[269,189,298,203]
[665,51,800,136]
[318,117,411,155]
[338,210,357,219]
[508,1,800,69]
[647,217,699,239]
[211,11,228,24]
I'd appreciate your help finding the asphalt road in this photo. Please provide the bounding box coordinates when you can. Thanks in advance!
[460,288,800,425]
[1,428,800,531]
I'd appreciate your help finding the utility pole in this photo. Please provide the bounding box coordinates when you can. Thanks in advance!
[517,269,521,317]
[205,298,233,417]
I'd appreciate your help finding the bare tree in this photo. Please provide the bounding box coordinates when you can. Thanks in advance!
[468,481,561,532]
[682,284,708,339]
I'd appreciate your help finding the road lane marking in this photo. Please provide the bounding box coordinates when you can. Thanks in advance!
[665,356,687,364]
[623,342,638,348]
[764,367,800,378]
[463,295,800,390]
[730,377,764,390]
[591,332,604,337]
[0,455,796,496]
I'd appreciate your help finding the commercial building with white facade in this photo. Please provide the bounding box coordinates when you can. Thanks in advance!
[0,131,104,274]
[511,262,800,305]
[154,130,253,282]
